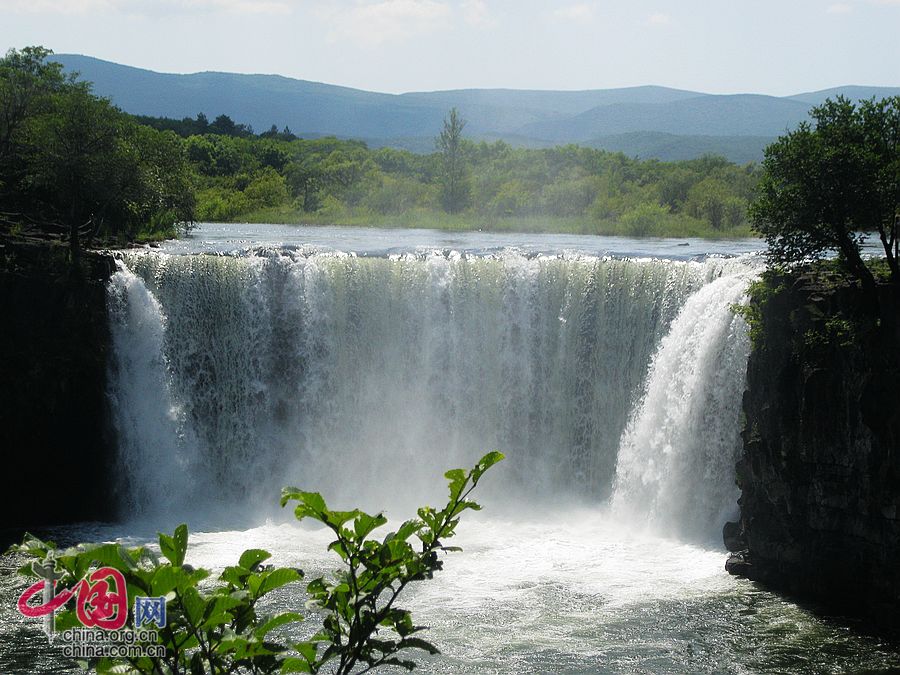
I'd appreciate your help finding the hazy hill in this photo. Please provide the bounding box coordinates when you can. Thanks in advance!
[52,54,900,164]
[789,85,900,105]
[586,132,776,164]
[518,95,813,141]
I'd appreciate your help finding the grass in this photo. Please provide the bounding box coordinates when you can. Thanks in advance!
[238,205,758,240]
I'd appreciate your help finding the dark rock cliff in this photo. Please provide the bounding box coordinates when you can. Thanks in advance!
[0,237,117,541]
[730,269,900,629]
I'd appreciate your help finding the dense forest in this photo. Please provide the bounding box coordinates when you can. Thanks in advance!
[140,110,759,237]
[0,47,194,250]
[2,47,761,244]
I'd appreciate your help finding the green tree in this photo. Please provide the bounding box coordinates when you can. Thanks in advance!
[619,202,668,236]
[686,177,743,230]
[0,46,66,165]
[750,96,900,291]
[24,83,130,254]
[436,108,470,214]
[286,156,326,211]
[0,46,67,228]
[24,85,194,251]
[1,46,194,249]
[243,167,290,209]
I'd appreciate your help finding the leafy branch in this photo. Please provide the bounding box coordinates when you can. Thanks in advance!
[10,452,504,674]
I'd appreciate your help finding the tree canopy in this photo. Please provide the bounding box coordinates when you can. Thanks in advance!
[0,46,195,251]
[2,44,767,245]
[750,96,900,290]
[436,107,470,214]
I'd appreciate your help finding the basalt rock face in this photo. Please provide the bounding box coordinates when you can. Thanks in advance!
[734,269,900,629]
[0,237,117,538]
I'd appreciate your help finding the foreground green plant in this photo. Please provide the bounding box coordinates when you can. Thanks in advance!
[11,451,503,674]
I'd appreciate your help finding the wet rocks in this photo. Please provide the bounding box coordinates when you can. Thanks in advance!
[733,270,900,630]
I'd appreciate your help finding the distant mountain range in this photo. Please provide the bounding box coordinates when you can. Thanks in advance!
[53,54,900,164]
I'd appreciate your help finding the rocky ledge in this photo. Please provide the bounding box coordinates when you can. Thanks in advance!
[727,268,900,631]
[0,236,117,541]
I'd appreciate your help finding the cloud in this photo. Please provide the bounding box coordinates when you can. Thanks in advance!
[460,0,493,27]
[325,0,451,46]
[1,0,119,13]
[825,0,900,13]
[648,11,670,24]
[179,0,292,14]
[552,3,594,21]
[0,0,292,14]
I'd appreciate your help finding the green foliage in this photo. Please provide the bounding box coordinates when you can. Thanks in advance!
[436,108,471,214]
[750,96,900,289]
[730,271,786,349]
[803,313,859,351]
[0,46,195,250]
[618,202,670,237]
[182,128,757,236]
[11,452,503,674]
[2,46,765,243]
[13,526,302,674]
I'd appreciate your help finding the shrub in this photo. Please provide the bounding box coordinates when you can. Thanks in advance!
[12,452,504,674]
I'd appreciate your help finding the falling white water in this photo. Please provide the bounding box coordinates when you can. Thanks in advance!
[106,263,199,517]
[14,235,892,675]
[610,270,755,542]
[107,248,757,529]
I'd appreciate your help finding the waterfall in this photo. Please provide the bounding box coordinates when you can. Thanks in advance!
[610,270,755,542]
[107,248,756,533]
[107,264,199,518]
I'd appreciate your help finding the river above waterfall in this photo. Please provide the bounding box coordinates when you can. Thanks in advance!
[159,222,767,258]
[3,225,899,673]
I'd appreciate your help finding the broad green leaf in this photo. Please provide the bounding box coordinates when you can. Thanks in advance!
[354,512,388,540]
[328,539,349,560]
[221,565,250,587]
[205,594,243,618]
[201,611,233,630]
[255,611,304,638]
[80,543,138,571]
[323,509,359,529]
[158,533,173,561]
[384,518,423,544]
[257,568,303,598]
[280,657,313,673]
[444,468,468,501]
[478,451,505,471]
[173,524,188,567]
[150,565,182,596]
[180,586,207,625]
[295,640,318,662]
[239,549,272,570]
[298,491,327,512]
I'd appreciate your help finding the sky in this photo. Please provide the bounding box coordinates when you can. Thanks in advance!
[1,0,898,95]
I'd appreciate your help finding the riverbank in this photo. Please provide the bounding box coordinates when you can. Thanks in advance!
[235,206,757,239]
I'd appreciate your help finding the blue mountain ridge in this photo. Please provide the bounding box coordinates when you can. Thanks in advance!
[53,54,900,164]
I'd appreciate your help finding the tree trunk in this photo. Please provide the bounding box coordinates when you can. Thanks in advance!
[839,237,878,298]
[69,219,81,261]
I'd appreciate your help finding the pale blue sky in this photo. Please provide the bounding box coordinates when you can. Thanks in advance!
[1,0,897,95]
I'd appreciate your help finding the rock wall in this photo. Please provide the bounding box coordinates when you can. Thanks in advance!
[0,237,116,541]
[731,269,900,629]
